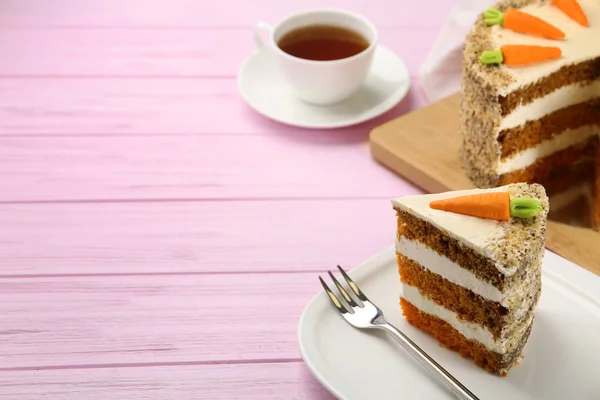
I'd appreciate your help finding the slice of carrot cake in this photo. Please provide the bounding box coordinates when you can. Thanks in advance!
[391,183,549,376]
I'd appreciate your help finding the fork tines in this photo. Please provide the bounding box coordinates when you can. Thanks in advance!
[319,265,367,313]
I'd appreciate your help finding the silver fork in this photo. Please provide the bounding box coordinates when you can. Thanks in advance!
[320,266,479,400]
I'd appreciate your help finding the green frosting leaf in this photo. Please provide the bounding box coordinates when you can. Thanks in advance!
[480,50,504,65]
[510,197,542,219]
[484,8,505,26]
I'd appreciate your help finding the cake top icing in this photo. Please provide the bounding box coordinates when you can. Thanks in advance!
[464,0,599,95]
[391,183,549,276]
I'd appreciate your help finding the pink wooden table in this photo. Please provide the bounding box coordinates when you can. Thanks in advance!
[0,1,456,398]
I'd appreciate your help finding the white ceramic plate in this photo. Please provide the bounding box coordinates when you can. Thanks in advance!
[298,245,600,400]
[237,45,410,129]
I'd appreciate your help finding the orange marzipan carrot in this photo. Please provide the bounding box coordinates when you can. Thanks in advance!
[504,8,565,39]
[429,192,511,221]
[552,0,588,27]
[501,44,562,65]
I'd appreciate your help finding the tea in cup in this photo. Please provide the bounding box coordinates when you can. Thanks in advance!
[254,9,378,105]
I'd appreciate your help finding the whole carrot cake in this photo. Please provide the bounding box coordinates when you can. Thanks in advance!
[391,183,549,375]
[460,0,599,228]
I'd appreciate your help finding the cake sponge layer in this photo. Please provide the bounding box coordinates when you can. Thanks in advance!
[499,134,598,185]
[498,100,600,161]
[397,210,506,287]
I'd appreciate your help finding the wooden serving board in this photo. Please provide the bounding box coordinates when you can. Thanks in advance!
[369,93,600,276]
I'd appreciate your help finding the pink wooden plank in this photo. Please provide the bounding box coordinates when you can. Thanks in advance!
[0,0,455,29]
[0,78,246,135]
[0,77,427,135]
[0,199,400,276]
[0,272,322,368]
[0,134,421,202]
[0,362,334,400]
[0,78,427,136]
[0,28,437,77]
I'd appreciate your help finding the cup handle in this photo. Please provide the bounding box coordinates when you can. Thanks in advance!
[254,22,273,48]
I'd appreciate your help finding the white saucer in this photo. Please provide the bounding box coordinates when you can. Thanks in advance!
[237,45,411,129]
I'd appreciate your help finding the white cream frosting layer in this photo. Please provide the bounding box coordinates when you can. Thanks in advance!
[491,0,600,95]
[497,123,599,174]
[395,236,503,302]
[402,283,535,354]
[395,235,543,310]
[499,80,600,131]
[391,187,506,261]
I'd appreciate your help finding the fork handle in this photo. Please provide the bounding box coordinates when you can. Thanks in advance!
[377,322,480,400]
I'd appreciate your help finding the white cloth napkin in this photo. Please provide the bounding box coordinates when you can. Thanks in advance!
[418,0,497,103]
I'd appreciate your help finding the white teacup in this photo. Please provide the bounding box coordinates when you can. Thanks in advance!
[254,9,378,105]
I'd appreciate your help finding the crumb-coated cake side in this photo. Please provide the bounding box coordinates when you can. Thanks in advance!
[391,183,549,375]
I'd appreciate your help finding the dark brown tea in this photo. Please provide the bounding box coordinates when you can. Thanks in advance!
[277,24,369,61]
